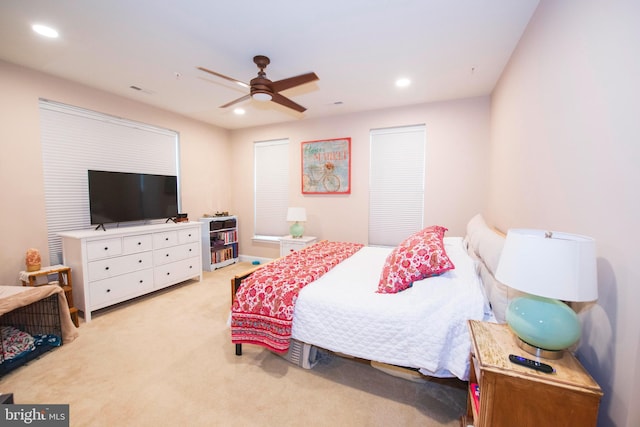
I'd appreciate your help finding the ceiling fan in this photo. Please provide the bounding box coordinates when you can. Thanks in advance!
[198,55,319,113]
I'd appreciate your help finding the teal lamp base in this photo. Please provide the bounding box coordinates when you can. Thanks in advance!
[289,222,304,238]
[506,295,581,360]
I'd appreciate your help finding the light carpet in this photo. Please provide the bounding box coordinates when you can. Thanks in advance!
[0,262,466,426]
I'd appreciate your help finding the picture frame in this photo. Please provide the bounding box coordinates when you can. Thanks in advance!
[301,137,351,194]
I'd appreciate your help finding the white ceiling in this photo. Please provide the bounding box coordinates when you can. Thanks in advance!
[0,0,539,130]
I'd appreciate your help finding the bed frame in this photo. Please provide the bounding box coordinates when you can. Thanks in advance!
[230,264,263,356]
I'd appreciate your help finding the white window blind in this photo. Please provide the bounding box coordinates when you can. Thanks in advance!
[254,139,289,238]
[39,99,179,264]
[369,125,426,246]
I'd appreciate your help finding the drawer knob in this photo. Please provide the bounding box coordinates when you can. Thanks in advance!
[138,259,142,263]
[139,280,143,284]
[165,237,169,241]
[166,253,169,257]
[105,266,109,270]
[104,247,108,251]
[166,272,170,276]
[137,242,142,245]
[106,289,111,293]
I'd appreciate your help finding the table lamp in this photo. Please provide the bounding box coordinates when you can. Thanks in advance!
[286,207,307,238]
[495,229,597,359]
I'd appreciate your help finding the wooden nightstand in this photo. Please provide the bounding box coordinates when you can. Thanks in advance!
[461,320,602,427]
[279,235,318,257]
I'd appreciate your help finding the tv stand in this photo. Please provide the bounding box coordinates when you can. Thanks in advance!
[58,222,202,322]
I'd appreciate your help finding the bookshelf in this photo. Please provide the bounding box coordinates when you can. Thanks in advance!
[200,216,239,271]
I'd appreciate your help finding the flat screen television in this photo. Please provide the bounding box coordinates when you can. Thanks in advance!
[88,170,178,225]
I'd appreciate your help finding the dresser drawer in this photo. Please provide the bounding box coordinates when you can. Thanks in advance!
[123,234,153,254]
[88,251,153,281]
[90,268,155,309]
[178,228,199,244]
[153,242,199,266]
[154,257,200,288]
[153,231,178,249]
[87,238,123,260]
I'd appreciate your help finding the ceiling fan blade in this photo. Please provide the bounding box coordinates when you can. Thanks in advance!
[271,92,307,113]
[220,94,251,108]
[197,66,249,87]
[271,72,319,92]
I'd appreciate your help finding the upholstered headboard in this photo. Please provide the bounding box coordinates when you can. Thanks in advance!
[464,214,510,323]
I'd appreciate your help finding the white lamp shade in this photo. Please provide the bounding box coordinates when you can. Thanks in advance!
[495,229,598,302]
[286,207,307,222]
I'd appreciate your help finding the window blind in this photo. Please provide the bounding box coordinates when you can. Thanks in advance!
[39,99,179,264]
[254,139,290,238]
[369,125,426,246]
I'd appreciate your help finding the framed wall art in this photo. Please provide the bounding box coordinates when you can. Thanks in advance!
[301,137,351,194]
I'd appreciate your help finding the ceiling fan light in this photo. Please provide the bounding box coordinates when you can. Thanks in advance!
[252,92,272,102]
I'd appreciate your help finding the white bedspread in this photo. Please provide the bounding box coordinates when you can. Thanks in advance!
[291,237,486,380]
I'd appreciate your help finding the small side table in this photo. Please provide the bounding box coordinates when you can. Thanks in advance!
[20,265,79,327]
[280,235,318,257]
[462,320,602,427]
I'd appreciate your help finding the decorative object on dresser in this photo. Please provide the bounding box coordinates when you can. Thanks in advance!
[199,216,238,271]
[286,207,307,238]
[462,320,602,427]
[495,229,598,359]
[279,235,318,257]
[19,265,79,327]
[58,222,202,322]
[25,248,42,272]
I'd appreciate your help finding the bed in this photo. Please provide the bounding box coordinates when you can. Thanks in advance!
[230,214,507,381]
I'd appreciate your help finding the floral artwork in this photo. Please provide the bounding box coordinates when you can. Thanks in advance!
[301,137,351,194]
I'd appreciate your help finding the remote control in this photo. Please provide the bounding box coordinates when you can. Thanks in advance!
[508,354,554,374]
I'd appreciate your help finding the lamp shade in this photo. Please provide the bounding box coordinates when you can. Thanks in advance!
[495,229,598,302]
[286,207,307,223]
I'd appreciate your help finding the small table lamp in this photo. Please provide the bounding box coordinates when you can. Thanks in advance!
[495,229,597,359]
[286,207,307,238]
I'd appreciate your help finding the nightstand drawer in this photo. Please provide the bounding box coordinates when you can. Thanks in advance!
[279,235,318,257]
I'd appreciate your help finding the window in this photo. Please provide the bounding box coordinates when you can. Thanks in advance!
[254,139,289,239]
[369,125,426,246]
[39,99,179,264]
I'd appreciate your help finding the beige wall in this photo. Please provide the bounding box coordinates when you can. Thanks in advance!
[0,60,231,286]
[229,97,491,260]
[489,1,640,426]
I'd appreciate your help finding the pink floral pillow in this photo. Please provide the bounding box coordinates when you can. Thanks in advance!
[377,225,455,294]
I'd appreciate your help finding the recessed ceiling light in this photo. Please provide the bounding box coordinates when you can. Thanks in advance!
[395,78,411,88]
[32,24,59,38]
[234,108,246,115]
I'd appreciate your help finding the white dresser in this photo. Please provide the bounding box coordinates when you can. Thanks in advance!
[58,222,202,322]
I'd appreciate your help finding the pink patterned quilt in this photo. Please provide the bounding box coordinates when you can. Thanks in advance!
[231,240,364,353]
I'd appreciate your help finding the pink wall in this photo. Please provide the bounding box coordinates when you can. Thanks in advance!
[0,60,231,286]
[489,1,640,425]
[229,97,491,260]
